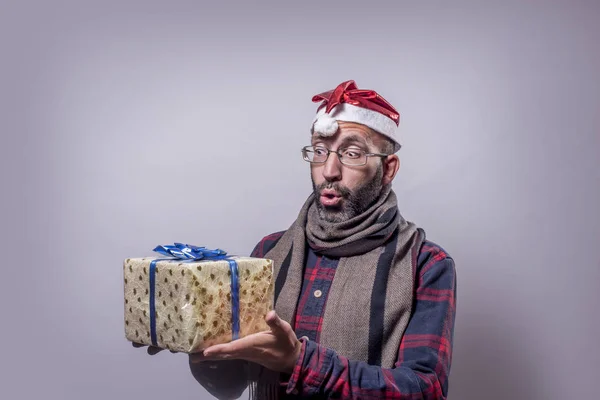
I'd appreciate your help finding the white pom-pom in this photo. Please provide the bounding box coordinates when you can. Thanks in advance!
[313,114,339,136]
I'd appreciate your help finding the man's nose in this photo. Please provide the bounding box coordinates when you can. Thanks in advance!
[322,152,342,182]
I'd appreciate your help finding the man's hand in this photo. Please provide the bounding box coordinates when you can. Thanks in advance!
[131,342,177,355]
[190,311,302,374]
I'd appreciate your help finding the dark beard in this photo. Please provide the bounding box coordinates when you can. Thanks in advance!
[311,165,384,223]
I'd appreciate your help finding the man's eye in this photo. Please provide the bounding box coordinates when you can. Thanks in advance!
[314,147,328,156]
[343,149,362,159]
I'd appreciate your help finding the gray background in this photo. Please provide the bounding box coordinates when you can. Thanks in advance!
[1,1,599,399]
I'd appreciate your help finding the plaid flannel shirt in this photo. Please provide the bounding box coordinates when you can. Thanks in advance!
[251,231,457,399]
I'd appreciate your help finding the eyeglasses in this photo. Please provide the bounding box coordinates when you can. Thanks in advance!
[301,145,389,166]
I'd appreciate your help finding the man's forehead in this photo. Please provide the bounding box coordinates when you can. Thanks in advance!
[312,122,380,146]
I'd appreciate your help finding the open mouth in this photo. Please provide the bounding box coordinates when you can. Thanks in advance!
[320,189,342,207]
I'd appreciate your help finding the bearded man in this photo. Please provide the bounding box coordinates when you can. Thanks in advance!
[187,80,457,399]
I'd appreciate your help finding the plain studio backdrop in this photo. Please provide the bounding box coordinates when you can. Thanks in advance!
[1,1,598,399]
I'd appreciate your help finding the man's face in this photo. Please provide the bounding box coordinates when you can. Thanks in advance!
[310,121,389,223]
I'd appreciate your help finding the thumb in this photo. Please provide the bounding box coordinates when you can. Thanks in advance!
[265,310,290,337]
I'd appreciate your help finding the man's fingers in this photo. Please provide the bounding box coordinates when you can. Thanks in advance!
[203,333,263,358]
[131,341,177,355]
[189,352,205,363]
[203,342,237,358]
[147,346,164,355]
[265,311,292,338]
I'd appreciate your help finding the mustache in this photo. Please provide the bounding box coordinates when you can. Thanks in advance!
[315,182,352,198]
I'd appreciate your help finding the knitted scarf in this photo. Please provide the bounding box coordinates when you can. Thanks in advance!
[250,186,424,399]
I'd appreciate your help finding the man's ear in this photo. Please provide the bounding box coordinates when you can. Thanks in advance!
[382,154,400,186]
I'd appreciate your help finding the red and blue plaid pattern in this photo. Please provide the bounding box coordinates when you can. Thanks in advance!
[252,232,456,399]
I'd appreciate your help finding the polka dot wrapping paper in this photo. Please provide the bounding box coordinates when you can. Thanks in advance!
[123,256,274,353]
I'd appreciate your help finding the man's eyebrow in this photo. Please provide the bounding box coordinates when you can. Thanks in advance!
[339,135,369,148]
[311,136,330,146]
[311,134,370,148]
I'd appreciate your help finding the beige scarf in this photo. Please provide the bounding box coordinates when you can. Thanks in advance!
[251,187,424,398]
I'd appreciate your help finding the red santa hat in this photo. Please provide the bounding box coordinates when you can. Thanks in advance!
[311,80,401,152]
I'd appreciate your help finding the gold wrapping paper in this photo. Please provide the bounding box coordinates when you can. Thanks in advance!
[123,256,274,353]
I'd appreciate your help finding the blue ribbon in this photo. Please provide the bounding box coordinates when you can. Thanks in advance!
[148,244,240,347]
[227,260,240,340]
[153,243,228,260]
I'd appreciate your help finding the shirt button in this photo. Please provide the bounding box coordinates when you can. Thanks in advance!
[313,290,322,298]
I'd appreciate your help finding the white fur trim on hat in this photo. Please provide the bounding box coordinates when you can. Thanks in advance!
[311,103,401,151]
[312,113,338,136]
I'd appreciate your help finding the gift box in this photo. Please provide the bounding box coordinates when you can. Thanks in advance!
[123,244,274,353]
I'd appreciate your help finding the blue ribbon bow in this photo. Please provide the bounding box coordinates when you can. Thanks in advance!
[153,243,228,260]
[148,244,240,348]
